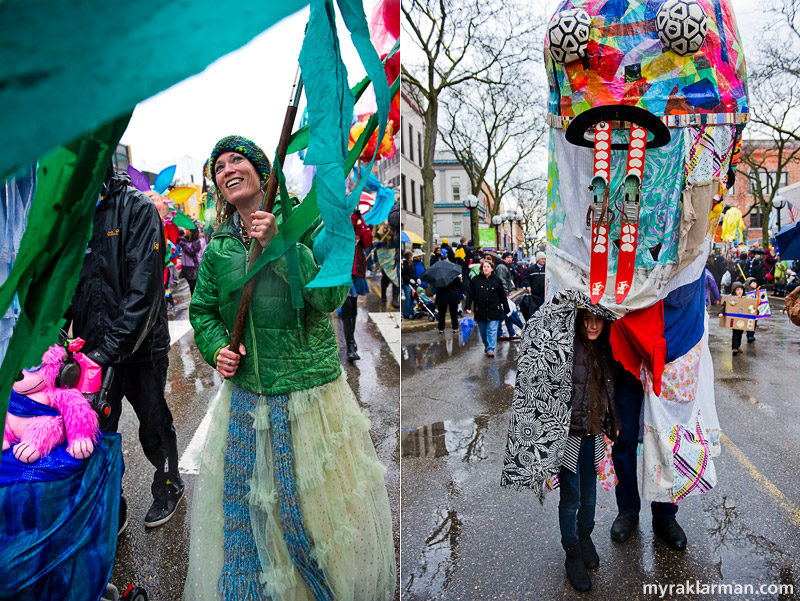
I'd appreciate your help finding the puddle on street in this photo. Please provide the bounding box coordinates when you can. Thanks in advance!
[403,507,463,599]
[402,415,490,461]
[704,496,798,591]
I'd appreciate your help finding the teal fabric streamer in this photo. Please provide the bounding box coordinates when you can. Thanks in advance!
[298,0,355,289]
[0,0,309,180]
[334,0,391,207]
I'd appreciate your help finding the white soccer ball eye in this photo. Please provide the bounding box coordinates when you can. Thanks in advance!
[656,0,708,56]
[547,8,592,64]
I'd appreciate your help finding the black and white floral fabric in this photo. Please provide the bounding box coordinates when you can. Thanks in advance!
[500,289,617,502]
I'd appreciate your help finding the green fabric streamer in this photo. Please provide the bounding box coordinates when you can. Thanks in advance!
[297,0,355,289]
[0,0,308,180]
[273,154,305,311]
[0,115,131,460]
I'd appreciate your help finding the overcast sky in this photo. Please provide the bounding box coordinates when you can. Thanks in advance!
[120,2,378,169]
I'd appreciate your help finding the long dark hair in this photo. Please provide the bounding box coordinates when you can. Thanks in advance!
[575,309,611,395]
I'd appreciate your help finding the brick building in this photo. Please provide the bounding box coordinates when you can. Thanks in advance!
[727,140,800,241]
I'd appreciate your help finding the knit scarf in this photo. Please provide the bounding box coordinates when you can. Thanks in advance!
[219,386,334,601]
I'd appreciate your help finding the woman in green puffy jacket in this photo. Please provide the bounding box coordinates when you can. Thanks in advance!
[184,136,395,601]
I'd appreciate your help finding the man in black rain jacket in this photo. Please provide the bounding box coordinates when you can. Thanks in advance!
[66,167,183,529]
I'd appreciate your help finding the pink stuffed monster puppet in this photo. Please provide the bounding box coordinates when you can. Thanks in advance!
[3,345,100,463]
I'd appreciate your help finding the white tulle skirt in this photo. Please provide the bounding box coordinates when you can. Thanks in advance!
[182,375,396,601]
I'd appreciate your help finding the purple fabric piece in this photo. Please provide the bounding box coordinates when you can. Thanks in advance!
[704,268,720,306]
[126,165,151,192]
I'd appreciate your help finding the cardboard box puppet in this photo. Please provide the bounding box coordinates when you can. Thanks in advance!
[719,295,757,331]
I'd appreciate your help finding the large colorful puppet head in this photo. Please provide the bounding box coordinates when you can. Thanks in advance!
[544,0,747,311]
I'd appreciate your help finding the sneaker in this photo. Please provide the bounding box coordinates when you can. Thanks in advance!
[144,481,185,528]
[118,495,129,536]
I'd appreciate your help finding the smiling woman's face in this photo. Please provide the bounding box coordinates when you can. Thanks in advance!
[584,312,604,340]
[214,151,262,207]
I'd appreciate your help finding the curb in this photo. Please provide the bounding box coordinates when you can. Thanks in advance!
[401,319,440,333]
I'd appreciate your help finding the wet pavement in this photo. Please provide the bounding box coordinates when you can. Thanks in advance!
[110,277,401,600]
[401,311,800,600]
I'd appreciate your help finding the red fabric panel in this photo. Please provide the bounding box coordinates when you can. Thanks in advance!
[609,301,667,396]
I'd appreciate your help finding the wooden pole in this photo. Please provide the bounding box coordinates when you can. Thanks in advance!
[228,67,304,352]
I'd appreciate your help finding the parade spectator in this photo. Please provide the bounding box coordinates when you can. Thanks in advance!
[440,237,456,262]
[735,250,749,282]
[765,246,776,284]
[775,258,788,297]
[720,267,732,295]
[340,209,372,362]
[558,310,619,592]
[66,165,182,529]
[495,252,519,340]
[177,222,205,295]
[704,267,720,307]
[524,251,547,314]
[188,135,394,599]
[749,251,765,286]
[435,258,462,334]
[402,250,417,318]
[412,248,425,281]
[463,260,509,358]
[379,203,400,308]
[430,245,442,265]
[713,249,727,287]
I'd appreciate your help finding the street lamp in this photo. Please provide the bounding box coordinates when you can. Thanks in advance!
[463,194,479,246]
[491,214,504,250]
[773,195,787,234]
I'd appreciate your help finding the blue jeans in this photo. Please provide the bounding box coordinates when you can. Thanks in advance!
[498,315,516,337]
[476,319,500,352]
[612,369,677,520]
[402,284,414,318]
[559,436,597,547]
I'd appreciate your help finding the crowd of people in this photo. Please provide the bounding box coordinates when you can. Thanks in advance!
[707,244,800,297]
[401,237,549,348]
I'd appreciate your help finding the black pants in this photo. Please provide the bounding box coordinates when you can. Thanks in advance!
[380,273,398,301]
[101,357,182,494]
[612,369,677,520]
[437,302,459,331]
[340,295,358,319]
[732,322,756,349]
[187,278,197,295]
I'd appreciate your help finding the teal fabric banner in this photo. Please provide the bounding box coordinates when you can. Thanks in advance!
[0,0,308,180]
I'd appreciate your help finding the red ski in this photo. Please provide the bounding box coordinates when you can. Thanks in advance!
[615,124,647,303]
[589,122,612,305]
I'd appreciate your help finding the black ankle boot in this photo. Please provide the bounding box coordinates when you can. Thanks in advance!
[346,340,360,362]
[578,525,599,569]
[563,543,591,592]
[342,318,360,362]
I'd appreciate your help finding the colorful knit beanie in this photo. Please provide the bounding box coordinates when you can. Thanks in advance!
[208,135,271,186]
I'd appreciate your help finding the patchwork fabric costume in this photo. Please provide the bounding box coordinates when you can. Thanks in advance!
[504,0,746,504]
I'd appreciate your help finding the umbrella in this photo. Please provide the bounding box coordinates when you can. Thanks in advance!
[484,250,501,261]
[460,316,476,346]
[421,260,462,288]
[776,222,800,261]
[401,230,425,244]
